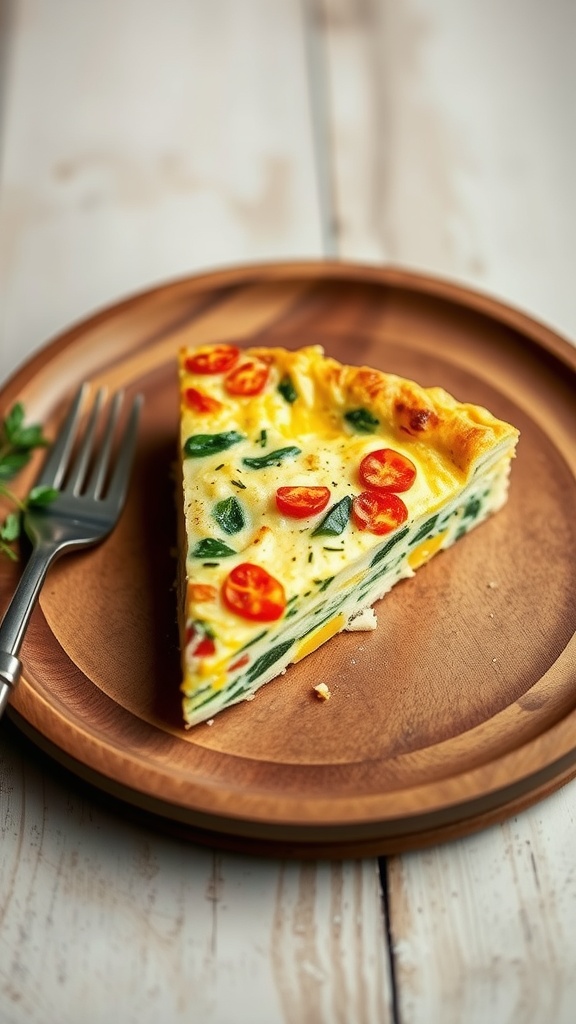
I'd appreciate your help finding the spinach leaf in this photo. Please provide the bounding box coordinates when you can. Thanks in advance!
[213,496,245,534]
[277,375,298,403]
[463,497,482,520]
[183,431,244,458]
[409,514,438,546]
[344,408,379,433]
[191,538,237,558]
[312,496,352,536]
[242,446,301,469]
[246,639,295,683]
[369,525,410,566]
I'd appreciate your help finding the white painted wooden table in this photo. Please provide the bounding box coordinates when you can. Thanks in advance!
[1,3,575,1022]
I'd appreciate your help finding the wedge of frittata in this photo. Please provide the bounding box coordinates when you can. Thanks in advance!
[177,343,519,727]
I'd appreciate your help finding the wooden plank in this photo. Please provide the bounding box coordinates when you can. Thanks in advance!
[0,0,323,382]
[387,784,576,1024]
[0,722,393,1024]
[319,0,576,343]
[306,0,385,262]
[316,0,576,1020]
[0,3,394,1023]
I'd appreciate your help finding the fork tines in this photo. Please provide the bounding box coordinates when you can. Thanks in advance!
[37,385,143,505]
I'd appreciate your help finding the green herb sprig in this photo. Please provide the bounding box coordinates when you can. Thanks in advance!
[0,402,57,560]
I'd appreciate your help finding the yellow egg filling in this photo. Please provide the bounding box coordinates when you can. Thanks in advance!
[293,613,346,663]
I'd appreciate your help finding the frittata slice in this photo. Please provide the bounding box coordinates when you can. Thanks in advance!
[177,343,519,727]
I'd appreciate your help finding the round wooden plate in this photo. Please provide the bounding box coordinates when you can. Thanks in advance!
[1,262,575,858]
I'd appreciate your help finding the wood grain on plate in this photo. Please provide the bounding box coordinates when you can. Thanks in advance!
[1,262,575,857]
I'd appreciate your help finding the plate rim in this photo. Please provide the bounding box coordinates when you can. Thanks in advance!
[2,259,576,851]
[3,260,576,402]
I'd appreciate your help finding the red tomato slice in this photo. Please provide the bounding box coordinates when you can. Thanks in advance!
[225,360,270,396]
[185,344,240,374]
[185,623,216,657]
[275,485,331,519]
[222,563,286,622]
[184,387,224,414]
[352,490,408,535]
[228,653,250,673]
[359,448,417,492]
[193,635,216,656]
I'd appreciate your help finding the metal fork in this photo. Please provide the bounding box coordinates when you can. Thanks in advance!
[0,384,143,717]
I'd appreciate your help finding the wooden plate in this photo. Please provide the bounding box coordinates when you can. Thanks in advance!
[1,262,575,858]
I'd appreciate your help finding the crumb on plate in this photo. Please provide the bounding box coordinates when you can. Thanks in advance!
[346,608,377,631]
[313,682,331,701]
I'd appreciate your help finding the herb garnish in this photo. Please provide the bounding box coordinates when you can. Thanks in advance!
[313,576,335,593]
[0,402,56,560]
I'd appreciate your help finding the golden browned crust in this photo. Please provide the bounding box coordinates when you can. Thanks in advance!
[273,347,519,478]
[179,344,519,481]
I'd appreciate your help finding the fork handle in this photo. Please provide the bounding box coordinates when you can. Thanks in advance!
[0,653,22,717]
[0,542,57,718]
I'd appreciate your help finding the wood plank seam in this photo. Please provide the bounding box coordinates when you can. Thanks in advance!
[379,857,401,1024]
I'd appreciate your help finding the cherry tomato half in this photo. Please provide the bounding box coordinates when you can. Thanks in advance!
[359,448,417,492]
[225,360,270,396]
[352,490,408,535]
[184,387,224,414]
[185,622,216,657]
[275,485,331,519]
[222,562,286,622]
[185,344,240,375]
